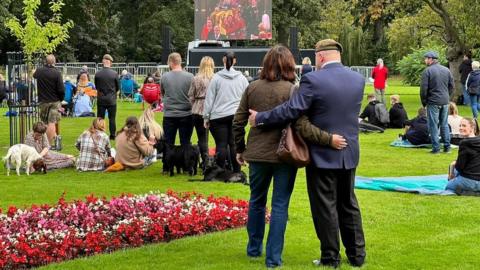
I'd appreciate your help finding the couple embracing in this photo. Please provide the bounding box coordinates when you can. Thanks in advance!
[233,39,366,268]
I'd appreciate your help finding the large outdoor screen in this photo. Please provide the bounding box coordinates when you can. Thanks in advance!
[194,0,272,41]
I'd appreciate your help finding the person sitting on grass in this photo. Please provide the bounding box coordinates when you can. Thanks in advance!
[139,108,163,158]
[25,122,75,170]
[114,116,154,170]
[446,118,480,194]
[448,102,463,145]
[359,93,385,128]
[76,118,112,171]
[402,107,431,145]
[389,94,408,128]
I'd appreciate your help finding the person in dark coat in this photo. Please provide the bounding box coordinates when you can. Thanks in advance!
[389,94,408,128]
[403,107,431,145]
[459,54,473,105]
[249,39,366,268]
[0,74,7,104]
[359,93,384,128]
[420,51,454,154]
[466,61,480,119]
[94,54,120,140]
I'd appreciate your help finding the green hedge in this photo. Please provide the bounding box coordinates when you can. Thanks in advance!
[397,45,448,86]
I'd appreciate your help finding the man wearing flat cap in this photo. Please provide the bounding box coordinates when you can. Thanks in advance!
[248,39,366,268]
[420,51,454,154]
[95,54,120,140]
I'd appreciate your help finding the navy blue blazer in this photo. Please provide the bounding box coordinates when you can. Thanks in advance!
[256,62,365,169]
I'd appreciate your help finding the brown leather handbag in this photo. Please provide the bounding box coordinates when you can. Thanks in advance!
[276,85,310,167]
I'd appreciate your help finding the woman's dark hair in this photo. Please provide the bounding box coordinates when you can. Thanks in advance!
[143,76,154,84]
[118,116,142,141]
[224,51,236,71]
[33,122,47,134]
[260,45,296,82]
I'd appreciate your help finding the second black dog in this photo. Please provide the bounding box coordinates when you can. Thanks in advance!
[163,144,200,176]
[202,156,248,184]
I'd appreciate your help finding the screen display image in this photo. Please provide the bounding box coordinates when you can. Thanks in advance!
[194,0,272,41]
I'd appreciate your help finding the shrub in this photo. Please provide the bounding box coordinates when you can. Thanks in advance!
[397,44,448,86]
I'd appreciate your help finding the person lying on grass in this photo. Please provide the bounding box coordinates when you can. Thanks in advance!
[446,118,480,194]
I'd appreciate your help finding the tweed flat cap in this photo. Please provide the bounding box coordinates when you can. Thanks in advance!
[315,39,343,53]
[103,54,114,62]
[424,51,438,59]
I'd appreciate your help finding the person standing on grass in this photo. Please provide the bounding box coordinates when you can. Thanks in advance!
[95,54,120,140]
[33,54,65,148]
[188,56,215,169]
[234,45,347,268]
[465,61,480,119]
[204,51,248,173]
[161,53,194,149]
[371,58,388,104]
[459,54,473,105]
[420,51,454,154]
[249,39,366,268]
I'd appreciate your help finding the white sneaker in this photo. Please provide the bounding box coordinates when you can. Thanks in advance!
[152,149,157,162]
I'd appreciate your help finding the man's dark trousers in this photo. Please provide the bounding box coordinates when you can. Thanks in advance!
[98,104,117,138]
[162,115,193,146]
[306,166,366,266]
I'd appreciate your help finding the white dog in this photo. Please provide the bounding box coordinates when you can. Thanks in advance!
[3,144,46,176]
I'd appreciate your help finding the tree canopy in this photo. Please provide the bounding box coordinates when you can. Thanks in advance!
[0,0,479,83]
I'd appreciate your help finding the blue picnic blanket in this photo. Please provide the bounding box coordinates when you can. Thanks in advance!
[355,175,455,195]
[390,138,458,149]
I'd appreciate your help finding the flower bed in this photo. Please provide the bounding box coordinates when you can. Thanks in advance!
[0,191,249,269]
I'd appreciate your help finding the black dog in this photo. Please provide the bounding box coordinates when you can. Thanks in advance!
[201,156,248,184]
[163,144,200,176]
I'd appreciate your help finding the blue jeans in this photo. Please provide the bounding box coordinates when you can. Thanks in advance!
[469,94,480,118]
[462,84,471,105]
[427,104,450,152]
[246,162,297,267]
[446,175,480,192]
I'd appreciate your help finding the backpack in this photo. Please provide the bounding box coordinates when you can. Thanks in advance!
[374,102,390,124]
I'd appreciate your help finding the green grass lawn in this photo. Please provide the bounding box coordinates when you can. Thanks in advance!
[0,79,479,269]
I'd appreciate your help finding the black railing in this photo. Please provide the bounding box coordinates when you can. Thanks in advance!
[8,103,39,146]
[7,52,41,146]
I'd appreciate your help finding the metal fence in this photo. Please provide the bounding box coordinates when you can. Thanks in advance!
[29,61,373,84]
[8,104,39,146]
[6,52,41,146]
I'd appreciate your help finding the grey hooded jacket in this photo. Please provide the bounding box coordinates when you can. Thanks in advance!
[204,68,249,121]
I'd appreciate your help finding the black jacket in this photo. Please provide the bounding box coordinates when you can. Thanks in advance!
[33,65,64,103]
[456,136,480,181]
[95,68,120,106]
[359,100,383,127]
[420,63,454,107]
[459,59,473,84]
[389,103,408,128]
[466,70,480,95]
[0,80,6,100]
[405,116,430,145]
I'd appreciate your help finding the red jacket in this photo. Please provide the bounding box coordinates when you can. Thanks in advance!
[371,65,389,89]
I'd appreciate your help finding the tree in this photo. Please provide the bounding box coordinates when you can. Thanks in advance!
[5,0,73,63]
[422,0,466,98]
